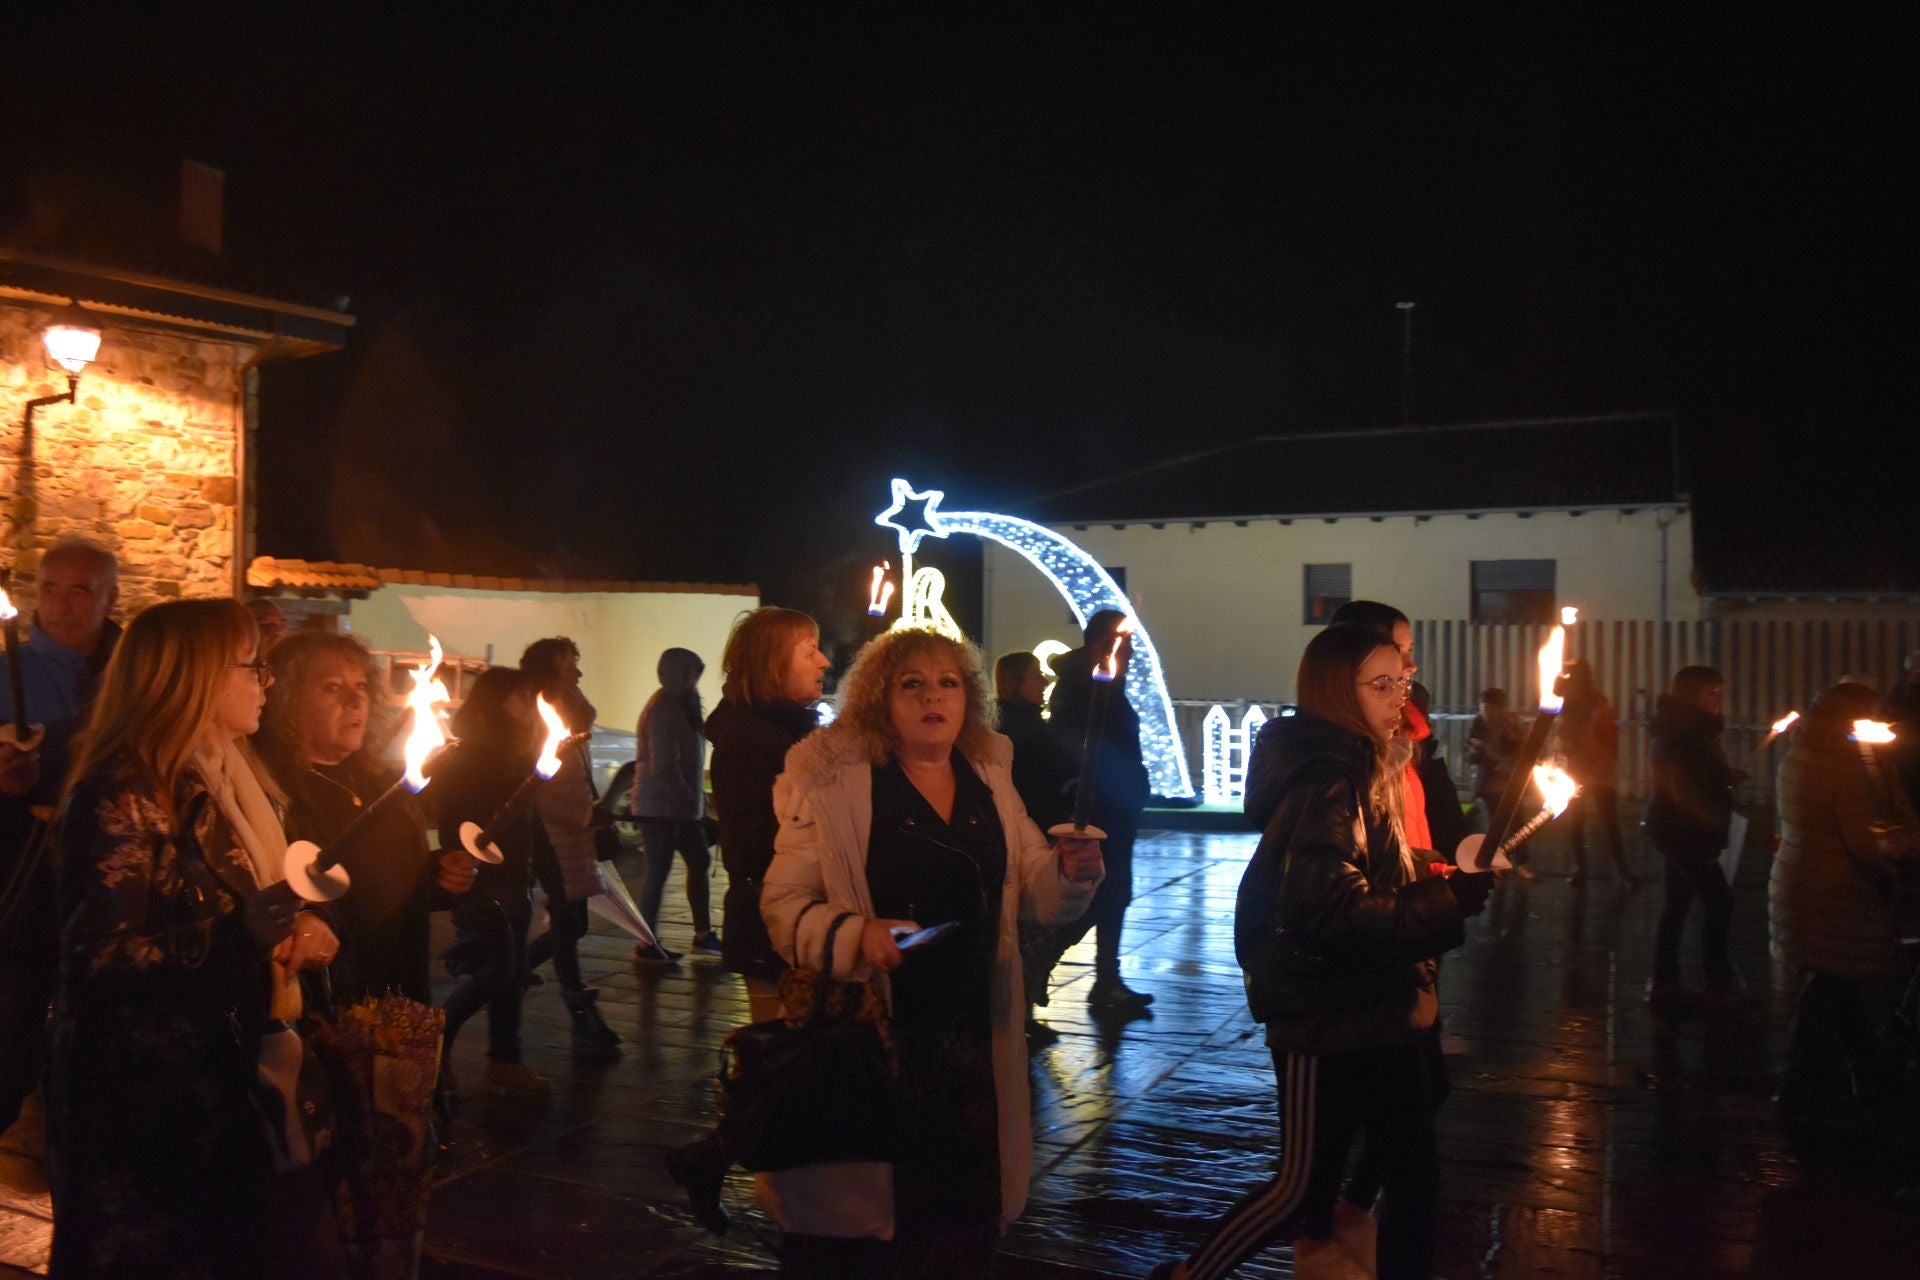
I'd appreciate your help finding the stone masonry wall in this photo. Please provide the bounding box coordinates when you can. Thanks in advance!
[1,300,253,617]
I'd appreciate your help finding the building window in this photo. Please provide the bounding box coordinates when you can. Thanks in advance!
[1471,559,1556,623]
[1303,564,1352,625]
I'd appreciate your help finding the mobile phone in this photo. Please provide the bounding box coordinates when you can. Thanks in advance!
[891,921,959,952]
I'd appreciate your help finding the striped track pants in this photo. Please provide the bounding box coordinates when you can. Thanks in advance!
[1184,1051,1326,1280]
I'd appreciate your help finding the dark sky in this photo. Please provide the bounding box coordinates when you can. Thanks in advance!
[8,5,1910,624]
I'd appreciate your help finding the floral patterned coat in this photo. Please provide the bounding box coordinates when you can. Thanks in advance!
[47,754,287,1277]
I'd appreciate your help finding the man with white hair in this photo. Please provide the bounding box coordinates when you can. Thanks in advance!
[2,537,122,1134]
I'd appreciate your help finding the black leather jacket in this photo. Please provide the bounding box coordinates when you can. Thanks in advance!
[1238,711,1465,1053]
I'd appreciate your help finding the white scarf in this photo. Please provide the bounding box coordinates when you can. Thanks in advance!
[195,738,288,889]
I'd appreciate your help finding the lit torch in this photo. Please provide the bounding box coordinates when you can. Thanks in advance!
[1479,623,1568,856]
[1849,719,1899,827]
[459,693,586,865]
[0,571,44,753]
[1560,606,1579,626]
[1456,764,1580,871]
[1049,617,1132,856]
[866,562,896,618]
[279,637,456,903]
[1736,709,1801,776]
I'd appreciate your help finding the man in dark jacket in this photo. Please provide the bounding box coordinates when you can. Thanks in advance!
[2,538,122,1135]
[1040,610,1154,1019]
[1643,666,1743,1007]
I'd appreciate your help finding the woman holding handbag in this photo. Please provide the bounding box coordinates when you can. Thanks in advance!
[759,627,1102,1277]
[50,598,347,1277]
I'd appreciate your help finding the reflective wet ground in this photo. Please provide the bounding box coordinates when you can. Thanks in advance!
[6,816,1919,1277]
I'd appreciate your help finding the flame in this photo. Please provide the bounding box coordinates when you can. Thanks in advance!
[1531,763,1580,817]
[534,694,572,778]
[1096,616,1134,681]
[1536,625,1567,713]
[400,636,452,791]
[1560,606,1579,626]
[1770,710,1801,736]
[1850,719,1896,746]
[0,583,15,624]
[867,563,896,616]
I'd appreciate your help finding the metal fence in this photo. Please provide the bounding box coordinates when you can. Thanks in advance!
[1172,615,1919,802]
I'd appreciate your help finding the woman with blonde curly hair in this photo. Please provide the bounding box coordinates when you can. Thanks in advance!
[759,627,1104,1275]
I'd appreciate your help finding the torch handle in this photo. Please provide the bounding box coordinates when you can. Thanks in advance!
[1856,742,1897,828]
[473,770,545,851]
[1495,805,1558,861]
[311,774,416,873]
[1482,713,1556,853]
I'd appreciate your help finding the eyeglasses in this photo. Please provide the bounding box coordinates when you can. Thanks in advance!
[1355,674,1413,698]
[228,660,272,686]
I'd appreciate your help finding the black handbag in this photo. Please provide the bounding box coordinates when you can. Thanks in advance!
[718,910,900,1173]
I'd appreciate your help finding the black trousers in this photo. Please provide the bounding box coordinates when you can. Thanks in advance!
[638,818,713,937]
[1183,1042,1440,1280]
[1652,846,1734,988]
[1566,784,1630,877]
[1780,972,1886,1105]
[443,907,532,1064]
[1045,810,1137,985]
[528,846,589,991]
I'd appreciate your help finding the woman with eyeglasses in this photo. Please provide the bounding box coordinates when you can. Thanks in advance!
[1151,623,1492,1280]
[758,627,1103,1276]
[50,599,347,1277]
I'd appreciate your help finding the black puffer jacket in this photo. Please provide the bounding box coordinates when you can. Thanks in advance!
[706,697,818,979]
[1642,698,1734,858]
[1238,711,1465,1054]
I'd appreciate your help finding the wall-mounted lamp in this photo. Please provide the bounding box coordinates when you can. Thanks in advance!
[23,300,103,435]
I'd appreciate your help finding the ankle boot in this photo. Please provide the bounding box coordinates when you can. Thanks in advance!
[562,987,622,1049]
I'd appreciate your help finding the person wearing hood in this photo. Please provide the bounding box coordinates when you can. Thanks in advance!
[758,627,1101,1274]
[662,608,830,1237]
[1152,623,1489,1280]
[1768,682,1917,1116]
[633,647,719,957]
[1643,665,1745,1008]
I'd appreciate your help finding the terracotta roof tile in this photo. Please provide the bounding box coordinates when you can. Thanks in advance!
[248,558,758,598]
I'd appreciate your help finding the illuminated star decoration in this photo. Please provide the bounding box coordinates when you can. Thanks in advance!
[873,480,963,639]
[875,478,1194,799]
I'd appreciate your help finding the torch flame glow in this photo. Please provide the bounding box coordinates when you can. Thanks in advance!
[1532,763,1579,818]
[867,563,896,616]
[401,636,451,791]
[1096,616,1134,682]
[1560,606,1579,626]
[1536,625,1567,714]
[534,694,572,779]
[1850,719,1896,746]
[0,584,15,624]
[1770,710,1801,736]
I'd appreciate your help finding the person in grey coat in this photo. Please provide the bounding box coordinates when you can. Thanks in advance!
[633,648,718,956]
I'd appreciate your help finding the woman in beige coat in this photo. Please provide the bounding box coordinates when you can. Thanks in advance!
[761,627,1102,1276]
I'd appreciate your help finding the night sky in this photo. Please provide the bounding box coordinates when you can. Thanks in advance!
[7,6,1910,629]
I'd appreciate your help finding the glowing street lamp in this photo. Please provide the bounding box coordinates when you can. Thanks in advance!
[23,300,103,435]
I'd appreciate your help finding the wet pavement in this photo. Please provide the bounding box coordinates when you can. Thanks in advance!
[7,814,1919,1277]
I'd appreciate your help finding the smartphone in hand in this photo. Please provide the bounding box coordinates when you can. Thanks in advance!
[890,921,960,952]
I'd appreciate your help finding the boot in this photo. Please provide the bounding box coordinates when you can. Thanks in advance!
[665,1132,731,1235]
[562,987,622,1050]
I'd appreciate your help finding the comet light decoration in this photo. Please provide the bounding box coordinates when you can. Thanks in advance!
[875,477,1195,798]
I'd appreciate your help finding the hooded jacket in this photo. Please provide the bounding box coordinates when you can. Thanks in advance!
[633,648,705,821]
[1642,697,1734,856]
[1237,710,1464,1054]
[1769,691,1918,980]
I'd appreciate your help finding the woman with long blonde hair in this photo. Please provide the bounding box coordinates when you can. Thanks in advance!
[50,599,345,1277]
[1151,623,1490,1280]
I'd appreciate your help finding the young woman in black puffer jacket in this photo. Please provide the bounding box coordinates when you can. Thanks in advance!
[1153,624,1491,1280]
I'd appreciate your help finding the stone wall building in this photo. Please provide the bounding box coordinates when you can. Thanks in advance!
[0,247,351,613]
